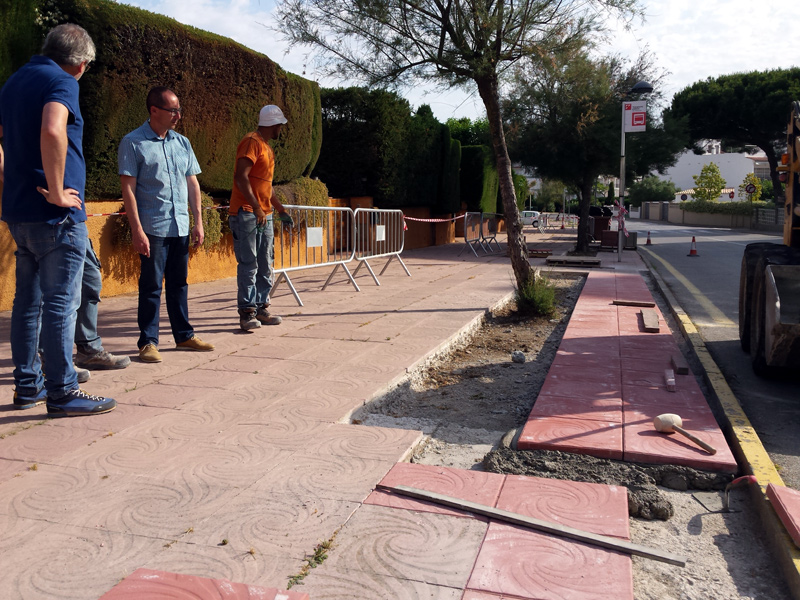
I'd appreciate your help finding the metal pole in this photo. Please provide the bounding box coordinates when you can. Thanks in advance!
[618,101,626,262]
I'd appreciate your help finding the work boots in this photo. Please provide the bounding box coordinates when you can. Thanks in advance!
[239,308,261,331]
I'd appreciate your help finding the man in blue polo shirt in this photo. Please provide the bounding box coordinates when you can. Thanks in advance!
[119,86,215,363]
[0,24,116,416]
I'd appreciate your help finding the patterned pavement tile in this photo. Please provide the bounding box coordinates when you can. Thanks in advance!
[365,462,505,519]
[140,540,306,591]
[116,382,212,409]
[248,453,395,503]
[316,504,487,588]
[231,336,314,360]
[188,490,359,560]
[544,364,621,386]
[299,568,464,600]
[496,474,630,539]
[622,385,707,410]
[227,417,333,451]
[118,402,249,441]
[99,568,309,600]
[0,523,169,600]
[467,522,633,600]
[529,395,623,423]
[0,419,107,463]
[194,354,283,373]
[303,423,423,461]
[538,378,621,402]
[517,416,623,459]
[45,401,170,433]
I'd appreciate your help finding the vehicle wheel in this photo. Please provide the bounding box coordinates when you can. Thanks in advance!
[739,243,779,352]
[532,220,538,228]
[748,247,800,377]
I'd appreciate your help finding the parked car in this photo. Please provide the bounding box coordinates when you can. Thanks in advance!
[521,210,540,227]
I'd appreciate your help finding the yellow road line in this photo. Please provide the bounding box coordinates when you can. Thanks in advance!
[640,246,736,327]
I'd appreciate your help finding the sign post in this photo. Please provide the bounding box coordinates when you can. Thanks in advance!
[618,100,647,260]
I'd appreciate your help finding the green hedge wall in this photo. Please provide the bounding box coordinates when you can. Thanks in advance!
[460,145,498,213]
[2,0,321,198]
[679,199,772,215]
[439,135,461,213]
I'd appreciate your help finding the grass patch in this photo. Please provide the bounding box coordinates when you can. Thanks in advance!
[515,272,556,317]
[287,530,339,588]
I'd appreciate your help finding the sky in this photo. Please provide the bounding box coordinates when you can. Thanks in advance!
[119,0,800,122]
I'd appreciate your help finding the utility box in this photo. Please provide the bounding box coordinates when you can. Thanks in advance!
[624,231,638,250]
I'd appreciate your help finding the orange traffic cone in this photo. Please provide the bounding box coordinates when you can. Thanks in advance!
[687,236,699,257]
[646,231,652,246]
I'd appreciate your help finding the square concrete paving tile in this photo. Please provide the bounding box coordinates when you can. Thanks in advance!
[195,354,283,374]
[766,484,800,548]
[119,401,253,442]
[231,336,314,360]
[187,490,359,560]
[302,423,423,461]
[538,379,621,402]
[99,568,309,600]
[45,402,170,434]
[0,522,171,600]
[0,418,107,463]
[529,395,623,423]
[226,417,333,452]
[365,462,505,519]
[116,382,212,409]
[517,416,623,459]
[558,337,620,356]
[264,390,367,425]
[140,540,306,591]
[622,385,707,410]
[0,457,29,483]
[178,388,288,416]
[316,503,487,588]
[623,409,737,472]
[248,453,396,503]
[545,364,621,387]
[299,568,465,599]
[553,352,621,371]
[496,475,629,539]
[467,522,633,600]
[292,338,387,364]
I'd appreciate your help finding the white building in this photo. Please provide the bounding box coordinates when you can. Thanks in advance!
[653,141,762,202]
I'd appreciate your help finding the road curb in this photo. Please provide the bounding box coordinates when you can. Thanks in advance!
[639,247,800,600]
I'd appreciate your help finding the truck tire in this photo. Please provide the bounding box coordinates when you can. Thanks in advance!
[739,243,784,352]
[749,247,800,377]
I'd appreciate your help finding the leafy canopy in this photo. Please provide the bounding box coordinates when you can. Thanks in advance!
[627,176,677,206]
[691,162,726,203]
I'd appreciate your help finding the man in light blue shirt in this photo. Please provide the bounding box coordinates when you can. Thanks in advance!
[119,86,214,363]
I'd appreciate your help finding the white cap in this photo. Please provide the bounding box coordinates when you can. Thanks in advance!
[258,105,287,127]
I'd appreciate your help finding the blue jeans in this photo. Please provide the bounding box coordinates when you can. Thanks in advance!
[8,218,87,399]
[229,212,274,310]
[137,234,193,349]
[75,240,104,354]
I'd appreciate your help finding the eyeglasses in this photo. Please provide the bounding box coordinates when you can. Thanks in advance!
[154,106,183,116]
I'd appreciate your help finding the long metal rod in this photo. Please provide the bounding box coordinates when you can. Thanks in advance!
[378,484,687,567]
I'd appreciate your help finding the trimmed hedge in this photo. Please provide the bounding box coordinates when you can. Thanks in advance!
[2,0,321,197]
[679,199,772,216]
[439,136,461,213]
[460,145,498,213]
[273,177,329,208]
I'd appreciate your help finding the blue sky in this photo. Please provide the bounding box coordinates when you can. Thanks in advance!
[120,0,800,122]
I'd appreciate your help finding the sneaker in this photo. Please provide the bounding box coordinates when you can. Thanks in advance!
[239,309,261,332]
[75,364,91,384]
[76,349,131,370]
[46,389,116,417]
[139,343,163,363]
[13,388,47,410]
[256,306,282,326]
[176,335,215,351]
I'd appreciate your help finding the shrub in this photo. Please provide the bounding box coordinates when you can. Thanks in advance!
[515,272,555,317]
[461,145,498,213]
[679,199,772,216]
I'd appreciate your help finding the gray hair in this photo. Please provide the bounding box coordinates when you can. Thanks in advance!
[41,24,96,66]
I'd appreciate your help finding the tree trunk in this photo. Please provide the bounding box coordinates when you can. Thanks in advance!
[760,143,784,203]
[576,178,593,253]
[475,74,532,290]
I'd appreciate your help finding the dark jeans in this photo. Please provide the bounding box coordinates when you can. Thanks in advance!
[137,234,193,349]
[8,218,86,399]
[75,240,104,354]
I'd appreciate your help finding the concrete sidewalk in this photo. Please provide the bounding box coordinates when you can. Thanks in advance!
[0,230,669,599]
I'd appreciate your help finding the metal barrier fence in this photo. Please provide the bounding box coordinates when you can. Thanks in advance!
[479,213,503,253]
[755,207,784,227]
[352,208,410,286]
[459,212,483,256]
[271,204,357,306]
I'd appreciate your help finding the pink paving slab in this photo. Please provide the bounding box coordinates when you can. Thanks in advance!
[622,385,707,410]
[558,337,620,356]
[517,415,623,459]
[529,395,623,423]
[496,474,629,539]
[365,462,505,519]
[545,363,621,387]
[98,568,309,599]
[623,408,737,472]
[538,378,621,402]
[766,484,800,548]
[554,351,621,371]
[467,523,633,600]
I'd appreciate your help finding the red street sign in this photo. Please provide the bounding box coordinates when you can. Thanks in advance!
[745,183,756,194]
[729,191,735,199]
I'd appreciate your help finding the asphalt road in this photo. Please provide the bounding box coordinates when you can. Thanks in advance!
[631,220,800,488]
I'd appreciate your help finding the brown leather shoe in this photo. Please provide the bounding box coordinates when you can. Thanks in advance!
[176,335,215,351]
[139,343,162,363]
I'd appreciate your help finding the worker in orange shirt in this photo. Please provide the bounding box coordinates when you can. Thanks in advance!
[228,105,293,331]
